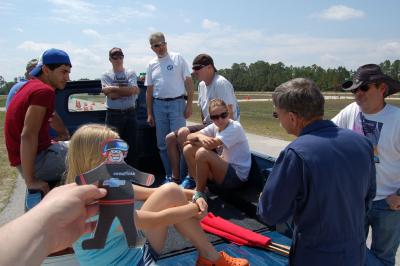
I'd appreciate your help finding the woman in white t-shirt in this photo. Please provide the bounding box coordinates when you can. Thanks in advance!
[183,99,251,194]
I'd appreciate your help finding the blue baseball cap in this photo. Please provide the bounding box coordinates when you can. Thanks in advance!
[29,48,71,77]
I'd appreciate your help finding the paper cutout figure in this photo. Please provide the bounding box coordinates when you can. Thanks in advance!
[75,139,155,249]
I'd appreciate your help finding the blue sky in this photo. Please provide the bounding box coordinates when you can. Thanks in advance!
[0,0,399,81]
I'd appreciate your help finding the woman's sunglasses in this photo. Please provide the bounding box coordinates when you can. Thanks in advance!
[210,111,228,121]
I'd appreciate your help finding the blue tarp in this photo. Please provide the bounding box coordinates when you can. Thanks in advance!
[158,231,291,266]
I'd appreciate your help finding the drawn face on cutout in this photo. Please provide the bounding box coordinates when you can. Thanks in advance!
[102,139,129,163]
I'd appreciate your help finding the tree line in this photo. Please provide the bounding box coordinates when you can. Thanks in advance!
[1,59,399,94]
[217,59,400,91]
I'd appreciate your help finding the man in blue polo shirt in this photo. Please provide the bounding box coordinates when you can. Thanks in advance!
[257,78,376,265]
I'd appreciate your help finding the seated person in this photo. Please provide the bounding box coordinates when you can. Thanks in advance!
[183,99,251,193]
[66,124,249,266]
[165,54,239,187]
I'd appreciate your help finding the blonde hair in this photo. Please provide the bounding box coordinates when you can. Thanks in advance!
[66,124,119,184]
[208,98,228,114]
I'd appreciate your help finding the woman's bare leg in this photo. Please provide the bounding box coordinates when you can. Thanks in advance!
[195,147,229,192]
[139,183,220,261]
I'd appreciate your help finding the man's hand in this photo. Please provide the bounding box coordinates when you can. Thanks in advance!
[198,135,220,150]
[147,114,155,127]
[37,183,107,253]
[26,178,50,194]
[184,104,192,119]
[386,194,400,211]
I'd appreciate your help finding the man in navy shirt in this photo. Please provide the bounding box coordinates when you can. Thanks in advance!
[257,78,376,266]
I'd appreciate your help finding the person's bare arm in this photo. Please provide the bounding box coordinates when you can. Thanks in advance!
[184,77,194,119]
[186,132,222,150]
[146,85,155,127]
[21,105,49,193]
[0,184,106,266]
[227,104,234,119]
[102,85,140,99]
[49,112,70,141]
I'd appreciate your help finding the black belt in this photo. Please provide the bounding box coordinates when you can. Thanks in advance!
[153,95,185,101]
[107,107,135,113]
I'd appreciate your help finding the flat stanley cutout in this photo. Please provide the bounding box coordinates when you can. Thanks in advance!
[75,139,155,249]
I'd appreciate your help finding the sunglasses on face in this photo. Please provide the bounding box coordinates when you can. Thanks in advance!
[111,55,124,60]
[351,83,372,94]
[272,110,297,118]
[151,42,166,49]
[192,64,206,71]
[210,111,229,121]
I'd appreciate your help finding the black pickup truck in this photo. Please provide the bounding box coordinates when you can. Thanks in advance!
[38,80,291,265]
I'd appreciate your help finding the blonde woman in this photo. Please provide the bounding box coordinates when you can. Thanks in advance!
[66,124,249,266]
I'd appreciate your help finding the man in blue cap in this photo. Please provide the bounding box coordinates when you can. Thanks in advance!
[5,48,72,194]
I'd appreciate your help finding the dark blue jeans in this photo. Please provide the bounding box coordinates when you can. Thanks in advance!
[365,199,400,266]
[106,108,137,167]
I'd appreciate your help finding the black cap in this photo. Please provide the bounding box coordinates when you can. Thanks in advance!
[192,54,217,72]
[342,64,400,96]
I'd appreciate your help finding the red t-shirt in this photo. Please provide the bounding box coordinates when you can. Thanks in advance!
[5,79,55,166]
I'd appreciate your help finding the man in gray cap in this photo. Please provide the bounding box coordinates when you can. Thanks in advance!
[332,64,400,266]
[5,48,72,194]
[5,58,38,110]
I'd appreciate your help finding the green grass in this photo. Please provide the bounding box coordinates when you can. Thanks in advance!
[0,95,6,108]
[0,111,17,213]
[191,98,400,141]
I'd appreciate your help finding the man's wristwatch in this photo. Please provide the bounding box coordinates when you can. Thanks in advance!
[192,191,206,202]
[396,188,400,196]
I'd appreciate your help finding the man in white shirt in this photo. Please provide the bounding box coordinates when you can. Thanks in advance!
[166,54,239,189]
[144,32,194,181]
[332,64,400,266]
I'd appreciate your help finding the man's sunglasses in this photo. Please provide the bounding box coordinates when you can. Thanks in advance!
[351,83,371,94]
[151,42,166,49]
[111,55,124,60]
[210,111,228,121]
[192,64,206,71]
[272,110,297,118]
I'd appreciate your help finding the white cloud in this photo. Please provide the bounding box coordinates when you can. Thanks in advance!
[82,29,101,38]
[15,27,23,33]
[47,0,156,24]
[17,41,53,52]
[314,5,364,21]
[202,19,220,30]
[143,4,156,12]
[380,41,400,54]
[0,2,14,12]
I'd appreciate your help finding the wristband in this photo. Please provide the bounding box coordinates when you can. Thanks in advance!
[192,191,206,203]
